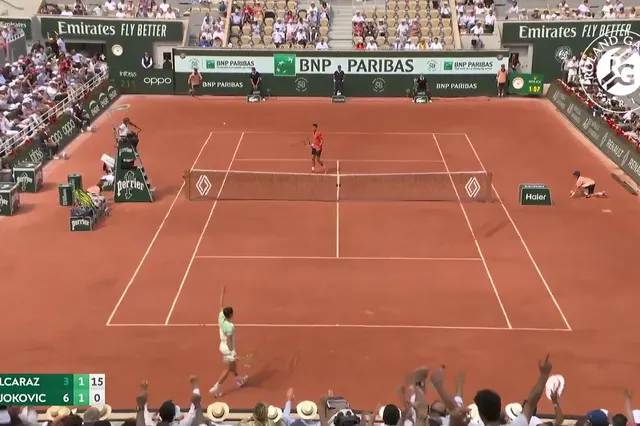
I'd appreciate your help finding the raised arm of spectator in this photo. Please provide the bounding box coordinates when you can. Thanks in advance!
[135,381,148,426]
[318,390,333,426]
[410,386,430,426]
[549,386,564,426]
[283,388,294,426]
[522,355,552,423]
[186,376,205,426]
[455,371,465,405]
[624,389,635,426]
[430,367,459,411]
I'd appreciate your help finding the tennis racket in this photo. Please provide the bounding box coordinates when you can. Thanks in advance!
[301,137,311,147]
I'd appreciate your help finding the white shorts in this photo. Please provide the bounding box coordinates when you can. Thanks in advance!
[219,342,236,363]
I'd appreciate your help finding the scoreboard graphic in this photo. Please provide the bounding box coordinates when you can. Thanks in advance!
[0,374,106,406]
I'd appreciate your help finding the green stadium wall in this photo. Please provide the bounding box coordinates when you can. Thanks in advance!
[501,20,640,82]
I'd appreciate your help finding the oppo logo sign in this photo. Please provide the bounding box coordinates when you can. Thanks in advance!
[144,77,172,85]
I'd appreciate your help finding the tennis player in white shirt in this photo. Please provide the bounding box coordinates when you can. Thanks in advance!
[209,286,248,398]
[570,171,607,198]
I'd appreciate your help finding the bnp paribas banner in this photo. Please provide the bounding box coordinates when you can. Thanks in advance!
[173,49,508,97]
[39,17,185,91]
[501,20,640,82]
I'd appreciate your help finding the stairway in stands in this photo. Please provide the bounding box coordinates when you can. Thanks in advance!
[328,4,355,49]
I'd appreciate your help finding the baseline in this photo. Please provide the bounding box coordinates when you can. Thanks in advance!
[463,134,572,331]
[197,131,471,136]
[233,159,444,163]
[194,255,481,261]
[106,323,570,332]
[105,131,214,326]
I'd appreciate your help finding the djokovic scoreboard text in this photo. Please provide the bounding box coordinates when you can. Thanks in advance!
[0,374,106,406]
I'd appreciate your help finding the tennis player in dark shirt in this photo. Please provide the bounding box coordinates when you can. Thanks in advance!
[414,74,431,101]
[333,65,345,96]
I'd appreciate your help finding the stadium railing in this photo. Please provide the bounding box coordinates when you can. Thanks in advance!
[0,71,109,158]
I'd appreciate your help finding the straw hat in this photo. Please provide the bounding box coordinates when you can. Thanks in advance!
[545,375,565,400]
[206,402,230,422]
[296,401,318,420]
[268,406,283,423]
[505,403,522,420]
[92,404,112,420]
[45,406,75,421]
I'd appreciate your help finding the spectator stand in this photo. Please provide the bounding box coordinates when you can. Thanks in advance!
[456,0,501,49]
[38,0,185,20]
[185,0,230,47]
[227,0,311,49]
[1,25,28,63]
[0,71,110,161]
[354,0,454,49]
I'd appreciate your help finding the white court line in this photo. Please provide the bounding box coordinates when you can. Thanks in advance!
[105,131,214,326]
[194,131,470,136]
[194,255,481,261]
[233,159,444,163]
[336,160,341,258]
[463,134,573,331]
[164,132,246,325]
[432,134,513,329]
[106,323,570,332]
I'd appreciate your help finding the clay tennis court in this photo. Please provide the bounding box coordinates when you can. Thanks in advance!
[2,96,640,414]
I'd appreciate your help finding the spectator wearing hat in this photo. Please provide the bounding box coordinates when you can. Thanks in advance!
[207,402,232,426]
[285,397,319,426]
[44,406,77,426]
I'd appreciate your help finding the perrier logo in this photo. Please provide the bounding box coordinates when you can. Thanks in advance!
[16,172,33,191]
[116,170,145,200]
[273,54,296,77]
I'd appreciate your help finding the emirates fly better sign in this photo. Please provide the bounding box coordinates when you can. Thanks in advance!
[175,54,507,75]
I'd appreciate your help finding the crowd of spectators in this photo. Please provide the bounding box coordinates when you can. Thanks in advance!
[39,0,182,19]
[352,0,454,49]
[226,0,330,49]
[1,358,640,426]
[502,0,640,20]
[558,51,640,152]
[0,31,107,161]
[454,0,494,48]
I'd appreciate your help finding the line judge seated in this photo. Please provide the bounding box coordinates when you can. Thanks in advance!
[333,65,345,96]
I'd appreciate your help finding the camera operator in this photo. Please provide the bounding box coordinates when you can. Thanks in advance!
[72,102,91,133]
[414,74,431,101]
[333,65,345,96]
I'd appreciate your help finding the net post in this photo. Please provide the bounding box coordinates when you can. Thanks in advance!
[184,170,190,200]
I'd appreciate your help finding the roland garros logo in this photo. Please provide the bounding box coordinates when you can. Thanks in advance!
[579,30,640,113]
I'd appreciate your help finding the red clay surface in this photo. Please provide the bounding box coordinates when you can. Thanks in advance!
[2,96,640,415]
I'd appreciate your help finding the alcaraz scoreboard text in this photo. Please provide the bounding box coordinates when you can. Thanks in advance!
[0,374,106,406]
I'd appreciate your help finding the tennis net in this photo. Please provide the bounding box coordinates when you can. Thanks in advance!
[186,169,493,202]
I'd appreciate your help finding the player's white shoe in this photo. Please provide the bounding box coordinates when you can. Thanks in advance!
[209,384,223,397]
[237,376,248,387]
